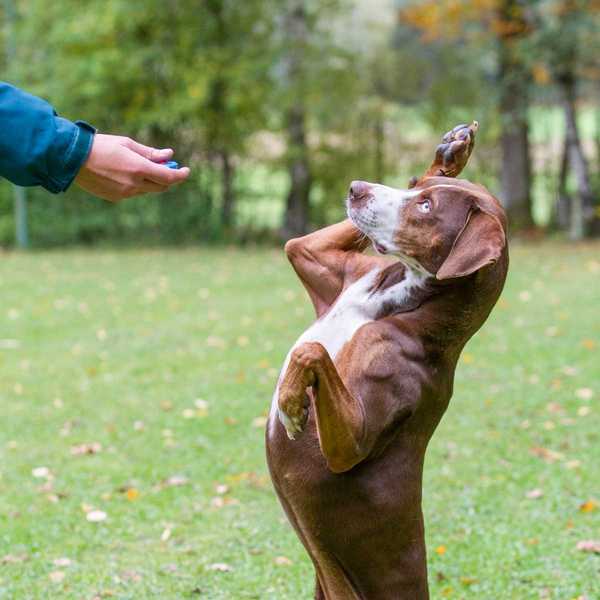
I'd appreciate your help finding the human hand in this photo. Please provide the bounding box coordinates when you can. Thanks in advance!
[74,134,190,202]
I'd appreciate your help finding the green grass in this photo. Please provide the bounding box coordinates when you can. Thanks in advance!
[0,242,598,599]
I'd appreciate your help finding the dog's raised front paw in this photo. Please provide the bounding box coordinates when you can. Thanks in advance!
[278,406,308,440]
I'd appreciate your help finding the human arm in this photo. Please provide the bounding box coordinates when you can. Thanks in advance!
[0,82,190,201]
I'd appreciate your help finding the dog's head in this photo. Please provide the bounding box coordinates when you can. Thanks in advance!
[347,177,506,280]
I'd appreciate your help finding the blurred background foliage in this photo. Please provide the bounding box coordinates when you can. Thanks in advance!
[0,0,599,246]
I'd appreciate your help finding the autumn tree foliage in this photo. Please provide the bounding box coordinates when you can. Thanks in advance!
[398,0,600,237]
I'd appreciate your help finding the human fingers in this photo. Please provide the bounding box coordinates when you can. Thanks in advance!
[136,180,170,195]
[124,138,173,163]
[140,159,191,186]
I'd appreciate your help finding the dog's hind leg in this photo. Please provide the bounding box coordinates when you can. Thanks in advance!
[314,577,325,600]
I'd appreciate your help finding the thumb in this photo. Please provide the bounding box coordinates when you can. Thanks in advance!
[125,138,173,162]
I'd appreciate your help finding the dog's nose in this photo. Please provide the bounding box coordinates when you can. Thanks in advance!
[348,180,371,203]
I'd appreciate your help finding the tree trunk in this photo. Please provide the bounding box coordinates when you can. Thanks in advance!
[497,0,533,230]
[555,132,571,231]
[558,72,594,240]
[221,150,235,228]
[282,1,312,240]
[374,106,385,183]
[206,0,235,231]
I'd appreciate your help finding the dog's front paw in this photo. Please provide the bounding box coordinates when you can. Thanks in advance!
[278,384,310,440]
[278,405,308,440]
[434,121,478,177]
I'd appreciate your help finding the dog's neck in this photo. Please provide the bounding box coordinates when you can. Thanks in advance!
[369,261,436,320]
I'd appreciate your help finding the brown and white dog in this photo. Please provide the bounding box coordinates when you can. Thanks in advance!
[266,123,508,599]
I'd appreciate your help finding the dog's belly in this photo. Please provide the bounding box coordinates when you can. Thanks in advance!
[266,419,428,599]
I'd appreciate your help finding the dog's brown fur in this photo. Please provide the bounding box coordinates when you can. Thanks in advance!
[266,124,508,599]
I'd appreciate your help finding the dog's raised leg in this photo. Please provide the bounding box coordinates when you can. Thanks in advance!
[284,220,372,318]
[279,341,366,471]
[409,121,478,188]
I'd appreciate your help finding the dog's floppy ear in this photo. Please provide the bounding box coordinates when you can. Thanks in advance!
[436,201,505,281]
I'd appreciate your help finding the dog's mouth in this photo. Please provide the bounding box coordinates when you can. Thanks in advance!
[347,203,390,256]
[372,241,388,255]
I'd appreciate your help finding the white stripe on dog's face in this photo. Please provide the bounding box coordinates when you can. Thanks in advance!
[347,184,420,256]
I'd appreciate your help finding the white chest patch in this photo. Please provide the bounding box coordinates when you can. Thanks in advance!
[268,265,428,431]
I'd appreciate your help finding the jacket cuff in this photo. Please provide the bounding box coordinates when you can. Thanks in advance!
[45,118,96,193]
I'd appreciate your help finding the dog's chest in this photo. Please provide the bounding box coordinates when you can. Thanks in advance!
[269,266,426,429]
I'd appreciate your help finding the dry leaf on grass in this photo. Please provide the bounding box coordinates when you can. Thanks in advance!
[49,571,65,583]
[576,540,600,554]
[70,442,102,456]
[32,466,50,478]
[252,416,268,428]
[274,556,293,566]
[575,388,594,400]
[86,510,107,523]
[530,447,564,463]
[526,489,544,499]
[1,554,27,564]
[207,563,232,572]
[53,557,72,567]
[579,500,598,513]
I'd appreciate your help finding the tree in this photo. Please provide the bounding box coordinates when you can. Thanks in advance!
[398,0,535,229]
[531,0,598,239]
[281,1,312,239]
[496,0,534,229]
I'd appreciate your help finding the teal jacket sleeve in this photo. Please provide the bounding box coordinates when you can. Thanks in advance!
[0,82,96,193]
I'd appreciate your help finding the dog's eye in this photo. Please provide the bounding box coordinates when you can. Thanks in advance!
[417,200,432,214]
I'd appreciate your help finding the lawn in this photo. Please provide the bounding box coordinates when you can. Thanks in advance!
[0,242,598,599]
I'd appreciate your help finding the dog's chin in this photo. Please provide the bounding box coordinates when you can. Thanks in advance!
[347,206,394,256]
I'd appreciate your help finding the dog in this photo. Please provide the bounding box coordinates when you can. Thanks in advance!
[266,123,508,599]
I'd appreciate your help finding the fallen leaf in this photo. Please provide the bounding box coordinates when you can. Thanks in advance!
[32,466,50,479]
[195,398,209,411]
[575,388,594,400]
[460,576,477,586]
[86,510,107,523]
[519,290,531,302]
[126,488,140,501]
[435,545,446,556]
[526,489,544,499]
[579,500,598,513]
[530,447,563,463]
[252,416,267,428]
[576,540,600,554]
[207,563,232,572]
[581,339,596,350]
[53,558,72,567]
[274,556,293,566]
[1,554,27,564]
[49,571,65,583]
[577,406,591,417]
[164,475,189,488]
[215,484,229,495]
[161,527,172,542]
[70,442,102,456]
